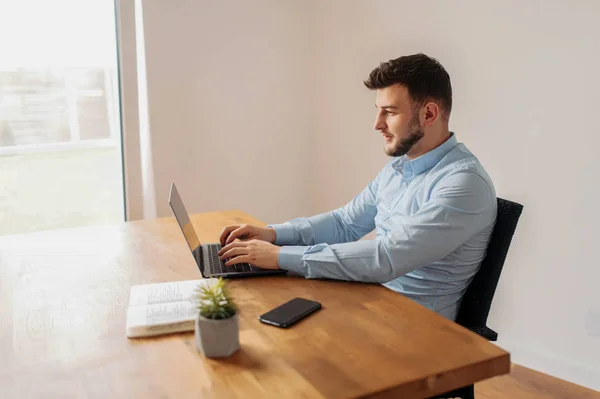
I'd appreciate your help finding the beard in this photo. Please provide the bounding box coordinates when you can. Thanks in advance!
[385,113,425,157]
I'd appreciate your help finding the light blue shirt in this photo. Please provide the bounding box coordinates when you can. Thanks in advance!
[268,133,497,320]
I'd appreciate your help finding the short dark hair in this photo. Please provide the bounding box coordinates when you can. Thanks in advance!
[364,53,452,120]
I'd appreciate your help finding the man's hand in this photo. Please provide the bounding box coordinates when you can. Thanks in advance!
[219,224,276,246]
[218,239,281,270]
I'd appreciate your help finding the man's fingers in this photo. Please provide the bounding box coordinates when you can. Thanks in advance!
[219,226,235,246]
[225,226,248,245]
[225,255,251,267]
[219,247,247,261]
[219,225,239,246]
[218,240,247,256]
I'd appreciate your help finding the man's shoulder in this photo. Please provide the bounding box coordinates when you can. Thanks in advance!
[437,143,491,175]
[431,143,496,195]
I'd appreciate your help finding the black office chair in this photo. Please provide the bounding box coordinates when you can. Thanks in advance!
[432,197,524,399]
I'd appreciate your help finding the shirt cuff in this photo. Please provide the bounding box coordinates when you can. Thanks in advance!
[267,223,297,246]
[277,246,307,275]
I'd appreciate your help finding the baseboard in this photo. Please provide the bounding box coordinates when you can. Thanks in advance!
[495,339,600,391]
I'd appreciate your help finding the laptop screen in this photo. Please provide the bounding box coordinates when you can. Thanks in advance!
[168,183,201,252]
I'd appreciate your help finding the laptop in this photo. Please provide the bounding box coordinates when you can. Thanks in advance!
[168,182,287,278]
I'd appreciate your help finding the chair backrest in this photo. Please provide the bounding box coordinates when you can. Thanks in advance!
[455,197,524,329]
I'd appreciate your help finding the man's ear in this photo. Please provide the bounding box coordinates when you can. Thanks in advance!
[422,102,440,127]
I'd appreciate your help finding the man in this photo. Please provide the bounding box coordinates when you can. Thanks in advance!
[218,53,497,321]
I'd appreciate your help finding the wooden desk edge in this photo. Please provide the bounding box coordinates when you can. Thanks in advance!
[363,352,511,399]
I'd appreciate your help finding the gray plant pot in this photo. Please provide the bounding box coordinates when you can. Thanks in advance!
[194,313,239,358]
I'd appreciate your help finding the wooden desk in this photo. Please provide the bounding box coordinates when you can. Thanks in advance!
[0,210,509,398]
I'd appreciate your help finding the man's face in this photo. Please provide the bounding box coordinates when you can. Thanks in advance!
[373,84,424,158]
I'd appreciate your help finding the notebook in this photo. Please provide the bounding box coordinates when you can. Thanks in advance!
[125,278,216,338]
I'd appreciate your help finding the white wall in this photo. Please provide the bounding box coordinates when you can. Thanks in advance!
[311,0,600,390]
[137,0,315,223]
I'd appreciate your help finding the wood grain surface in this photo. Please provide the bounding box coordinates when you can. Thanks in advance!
[0,210,509,398]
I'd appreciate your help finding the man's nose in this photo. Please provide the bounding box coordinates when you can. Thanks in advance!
[374,116,386,131]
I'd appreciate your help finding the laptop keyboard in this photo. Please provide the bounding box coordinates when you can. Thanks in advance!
[207,245,253,275]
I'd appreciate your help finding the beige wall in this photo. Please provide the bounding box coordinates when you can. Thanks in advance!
[312,0,600,390]
[139,0,316,224]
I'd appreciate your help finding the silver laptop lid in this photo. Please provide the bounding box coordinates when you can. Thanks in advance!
[168,183,201,254]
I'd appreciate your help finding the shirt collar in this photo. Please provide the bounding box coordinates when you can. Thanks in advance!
[392,132,458,179]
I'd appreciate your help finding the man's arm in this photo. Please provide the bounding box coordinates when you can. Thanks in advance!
[277,172,496,282]
[268,165,388,247]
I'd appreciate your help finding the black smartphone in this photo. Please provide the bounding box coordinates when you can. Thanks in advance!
[258,298,322,328]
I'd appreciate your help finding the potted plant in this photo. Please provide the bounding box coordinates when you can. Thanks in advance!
[192,277,239,358]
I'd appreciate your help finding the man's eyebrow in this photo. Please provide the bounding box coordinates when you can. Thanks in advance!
[375,105,398,110]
